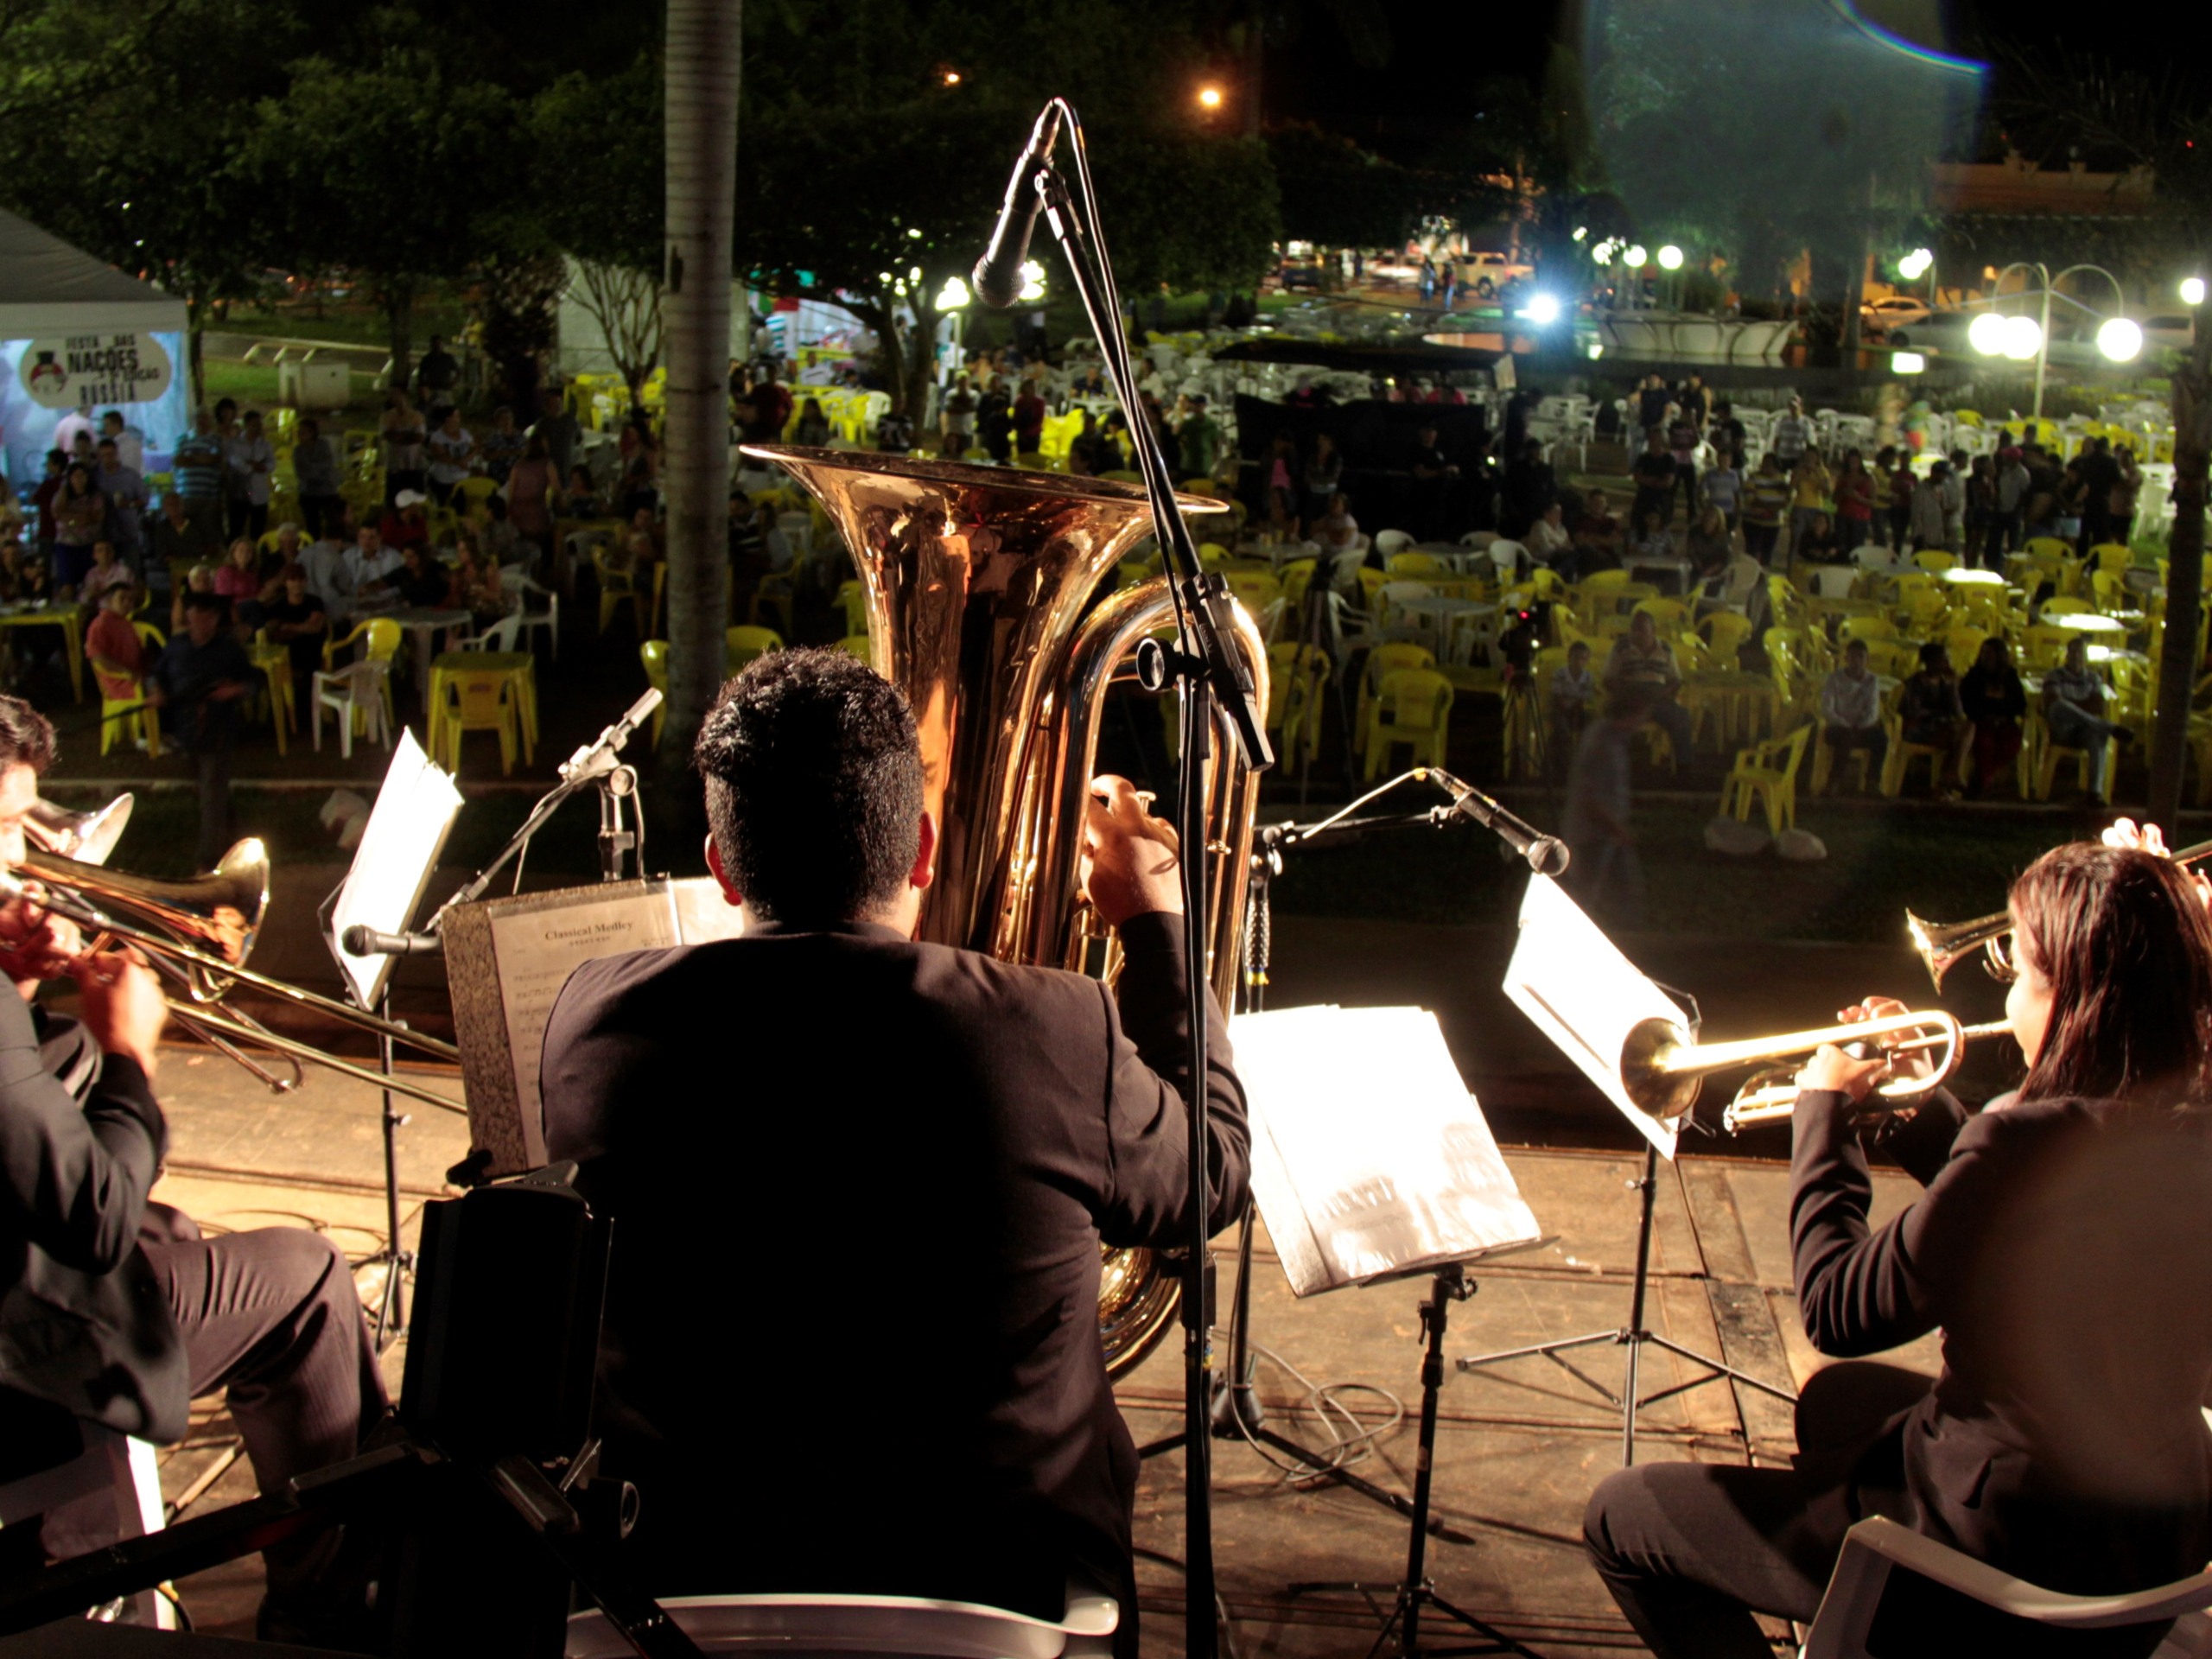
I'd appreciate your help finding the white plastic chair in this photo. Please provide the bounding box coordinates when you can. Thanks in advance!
[312,659,393,760]
[0,1398,172,1628]
[565,1582,1117,1658]
[460,613,524,654]
[502,569,561,661]
[1373,528,1416,559]
[1488,538,1529,584]
[1802,1516,2212,1659]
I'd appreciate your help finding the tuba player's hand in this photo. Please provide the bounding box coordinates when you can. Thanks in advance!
[1081,775,1182,927]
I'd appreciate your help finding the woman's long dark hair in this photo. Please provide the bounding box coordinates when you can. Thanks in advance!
[2011,843,2212,1109]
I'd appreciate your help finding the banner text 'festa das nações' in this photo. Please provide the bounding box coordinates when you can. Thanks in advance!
[18,333,175,411]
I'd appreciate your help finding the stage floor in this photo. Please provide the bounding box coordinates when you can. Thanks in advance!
[118,1048,1937,1657]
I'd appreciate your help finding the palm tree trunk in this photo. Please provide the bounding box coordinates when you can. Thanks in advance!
[660,0,741,764]
[2146,310,2212,832]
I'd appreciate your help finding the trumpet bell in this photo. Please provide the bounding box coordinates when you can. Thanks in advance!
[1905,907,2012,993]
[25,795,134,866]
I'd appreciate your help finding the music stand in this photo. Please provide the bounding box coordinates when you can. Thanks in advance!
[1455,876,1796,1465]
[1232,1004,1548,1657]
[317,731,463,1347]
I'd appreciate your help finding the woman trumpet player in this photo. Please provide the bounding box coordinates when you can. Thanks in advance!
[1585,840,2212,1656]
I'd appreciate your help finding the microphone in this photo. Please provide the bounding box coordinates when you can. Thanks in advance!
[560,688,664,783]
[1422,768,1571,877]
[973,104,1063,308]
[340,925,443,957]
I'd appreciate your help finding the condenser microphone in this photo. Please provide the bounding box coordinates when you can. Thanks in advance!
[973,103,1064,308]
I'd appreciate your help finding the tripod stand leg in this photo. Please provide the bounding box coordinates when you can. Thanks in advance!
[372,1002,410,1351]
[1621,1142,1658,1466]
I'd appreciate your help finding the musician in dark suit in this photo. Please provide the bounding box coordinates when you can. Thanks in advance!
[0,697,385,1641]
[539,648,1249,1653]
[1585,841,2212,1657]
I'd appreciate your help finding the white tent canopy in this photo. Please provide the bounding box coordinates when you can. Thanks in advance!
[0,208,185,337]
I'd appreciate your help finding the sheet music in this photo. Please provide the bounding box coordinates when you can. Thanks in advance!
[1502,874,1688,1160]
[1234,1005,1541,1296]
[331,730,462,1008]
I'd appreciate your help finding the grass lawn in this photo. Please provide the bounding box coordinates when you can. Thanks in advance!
[213,302,472,350]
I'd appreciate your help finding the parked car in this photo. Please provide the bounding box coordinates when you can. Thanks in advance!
[1884,311,1975,353]
[2139,312,2196,352]
[1452,251,1533,296]
[1277,259,1325,292]
[1860,295,1931,333]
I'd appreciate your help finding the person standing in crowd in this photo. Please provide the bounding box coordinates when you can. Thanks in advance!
[978,377,1014,463]
[379,388,428,506]
[1990,446,2030,564]
[1834,449,1876,553]
[1963,454,1997,568]
[224,410,276,543]
[144,593,252,871]
[478,405,526,484]
[2075,435,2121,556]
[1939,449,1967,554]
[1768,395,1811,472]
[1818,637,1886,790]
[2042,635,2131,801]
[1563,689,1649,926]
[1408,423,1459,542]
[940,375,976,460]
[1960,636,2027,797]
[99,408,145,474]
[48,462,105,594]
[1630,429,1679,532]
[1636,374,1673,452]
[1886,448,1917,551]
[1013,378,1047,459]
[505,433,560,562]
[92,436,146,576]
[171,410,226,541]
[1666,402,1700,522]
[1739,454,1791,565]
[1700,447,1741,532]
[289,417,344,543]
[1675,371,1710,435]
[1787,452,1834,556]
[538,652,1248,1656]
[415,334,461,404]
[1586,840,2212,1659]
[1500,439,1555,540]
[425,406,475,507]
[1707,399,1746,471]
[1910,461,1950,553]
[1179,395,1221,479]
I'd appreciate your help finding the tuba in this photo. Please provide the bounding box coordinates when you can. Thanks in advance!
[746,446,1268,1377]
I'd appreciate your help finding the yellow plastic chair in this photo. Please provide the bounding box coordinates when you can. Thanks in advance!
[835,633,874,667]
[1943,626,1987,674]
[1699,611,1755,666]
[1910,550,1957,574]
[2037,596,2093,619]
[1356,642,1435,754]
[247,627,296,756]
[1720,722,1814,835]
[321,616,401,731]
[1630,597,1693,635]
[2089,542,2133,575]
[2088,569,2132,614]
[593,543,645,635]
[1879,711,1955,798]
[1838,613,1898,645]
[833,580,869,638]
[638,640,669,747]
[1385,552,1446,578]
[725,624,783,674]
[1224,571,1281,621]
[1362,668,1453,779]
[94,627,162,757]
[1265,642,1330,770]
[434,665,521,776]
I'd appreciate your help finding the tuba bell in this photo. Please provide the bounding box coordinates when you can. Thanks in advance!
[746,445,1268,1378]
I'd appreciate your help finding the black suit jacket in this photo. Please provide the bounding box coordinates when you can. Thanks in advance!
[1791,1087,2212,1596]
[538,911,1249,1615]
[0,992,182,1441]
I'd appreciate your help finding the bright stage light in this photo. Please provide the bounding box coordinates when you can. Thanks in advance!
[2097,317,2143,362]
[1893,352,1926,373]
[1517,293,1562,325]
[2001,315,2043,361]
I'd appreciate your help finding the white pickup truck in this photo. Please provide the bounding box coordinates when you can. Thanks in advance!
[1452,251,1534,296]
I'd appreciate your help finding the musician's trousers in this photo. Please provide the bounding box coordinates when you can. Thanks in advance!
[1582,1361,1931,1657]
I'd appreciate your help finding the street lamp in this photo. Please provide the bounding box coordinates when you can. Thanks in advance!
[2183,276,2207,308]
[1197,85,1224,111]
[1973,262,2131,421]
[1624,245,1647,268]
[1656,245,1683,270]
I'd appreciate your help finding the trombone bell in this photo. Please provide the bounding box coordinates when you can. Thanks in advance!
[25,795,134,866]
[21,837,269,990]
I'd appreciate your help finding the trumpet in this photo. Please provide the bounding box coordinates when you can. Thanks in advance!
[1,842,466,1115]
[1619,1009,2014,1135]
[1908,836,2212,990]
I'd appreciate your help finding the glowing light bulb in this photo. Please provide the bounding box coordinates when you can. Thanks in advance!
[1656,245,1683,270]
[2183,276,2206,307]
[2096,317,2143,362]
[1967,312,2010,356]
[2001,315,2043,361]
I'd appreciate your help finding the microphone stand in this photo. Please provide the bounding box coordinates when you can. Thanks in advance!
[1003,99,1273,1659]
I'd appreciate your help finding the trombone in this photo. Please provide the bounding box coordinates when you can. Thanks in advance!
[1619,1009,2014,1135]
[1908,836,2212,990]
[3,837,467,1116]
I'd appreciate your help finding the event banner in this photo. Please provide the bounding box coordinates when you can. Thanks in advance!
[17,331,175,410]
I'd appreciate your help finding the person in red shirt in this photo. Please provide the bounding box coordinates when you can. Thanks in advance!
[378,490,433,556]
[1013,381,1046,455]
[87,582,144,703]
